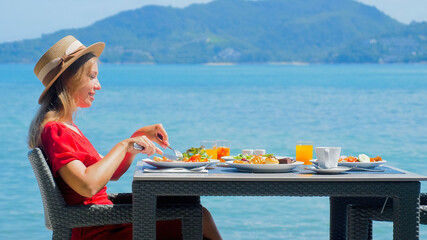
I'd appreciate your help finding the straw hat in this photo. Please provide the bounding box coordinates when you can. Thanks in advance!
[34,35,105,104]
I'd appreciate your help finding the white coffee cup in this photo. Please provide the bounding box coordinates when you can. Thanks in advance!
[253,149,266,156]
[315,147,341,169]
[242,149,254,155]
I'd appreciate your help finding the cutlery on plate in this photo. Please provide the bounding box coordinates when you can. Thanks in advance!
[305,165,329,171]
[349,167,385,172]
[149,153,180,161]
[190,163,216,171]
[144,165,210,173]
[304,166,322,171]
[162,153,180,161]
[157,133,183,158]
[307,165,384,172]
[167,146,183,158]
[133,136,183,159]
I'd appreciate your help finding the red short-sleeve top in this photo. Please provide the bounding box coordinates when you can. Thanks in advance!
[41,121,112,205]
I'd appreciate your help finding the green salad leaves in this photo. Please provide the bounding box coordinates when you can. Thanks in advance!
[182,146,210,159]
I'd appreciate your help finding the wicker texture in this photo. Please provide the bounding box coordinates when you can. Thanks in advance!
[347,194,427,240]
[29,148,202,240]
[330,197,395,239]
[132,180,421,240]
[29,148,133,240]
[133,183,203,240]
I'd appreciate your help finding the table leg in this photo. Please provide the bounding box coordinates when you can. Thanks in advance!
[331,196,389,240]
[133,182,157,240]
[330,197,352,240]
[393,182,420,240]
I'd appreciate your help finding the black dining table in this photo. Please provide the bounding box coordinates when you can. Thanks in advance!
[132,161,427,239]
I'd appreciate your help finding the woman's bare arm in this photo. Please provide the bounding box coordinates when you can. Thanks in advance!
[58,136,161,197]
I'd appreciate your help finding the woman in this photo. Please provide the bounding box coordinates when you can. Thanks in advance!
[28,36,222,240]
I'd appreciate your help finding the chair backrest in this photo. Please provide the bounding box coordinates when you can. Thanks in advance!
[28,148,67,230]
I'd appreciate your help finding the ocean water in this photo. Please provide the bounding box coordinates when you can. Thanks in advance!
[1,63,427,239]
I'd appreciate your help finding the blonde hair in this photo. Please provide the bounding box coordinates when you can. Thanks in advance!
[28,53,97,149]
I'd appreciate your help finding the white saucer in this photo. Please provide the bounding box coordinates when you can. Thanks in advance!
[305,166,350,174]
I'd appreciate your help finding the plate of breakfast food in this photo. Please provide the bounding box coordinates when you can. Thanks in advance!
[225,155,303,173]
[309,154,386,169]
[143,146,219,168]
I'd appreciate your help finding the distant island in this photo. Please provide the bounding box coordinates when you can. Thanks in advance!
[1,0,426,64]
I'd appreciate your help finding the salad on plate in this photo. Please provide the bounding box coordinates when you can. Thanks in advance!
[146,146,218,169]
[153,146,212,162]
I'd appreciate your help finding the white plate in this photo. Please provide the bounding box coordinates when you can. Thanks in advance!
[221,156,294,161]
[305,166,351,174]
[309,159,386,169]
[142,159,218,169]
[225,161,303,173]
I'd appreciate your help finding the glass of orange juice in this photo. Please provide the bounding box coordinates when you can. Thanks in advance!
[201,141,217,160]
[296,141,313,165]
[216,140,230,162]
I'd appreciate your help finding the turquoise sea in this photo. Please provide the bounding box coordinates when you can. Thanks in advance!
[1,64,427,239]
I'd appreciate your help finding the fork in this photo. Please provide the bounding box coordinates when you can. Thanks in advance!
[133,135,183,158]
[166,145,183,158]
[157,133,183,158]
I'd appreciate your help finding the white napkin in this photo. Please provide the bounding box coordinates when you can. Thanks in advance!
[143,168,208,173]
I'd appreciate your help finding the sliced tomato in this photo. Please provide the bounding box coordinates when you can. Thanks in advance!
[346,156,357,162]
[189,154,201,162]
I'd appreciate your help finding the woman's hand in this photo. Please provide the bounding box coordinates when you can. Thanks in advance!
[132,124,169,149]
[107,124,167,181]
[127,135,163,157]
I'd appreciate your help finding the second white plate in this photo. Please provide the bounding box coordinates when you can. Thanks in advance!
[221,156,293,161]
[225,161,303,173]
[142,159,218,169]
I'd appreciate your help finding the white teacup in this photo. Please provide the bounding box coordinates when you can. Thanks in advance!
[242,149,254,155]
[315,147,341,169]
[253,149,266,156]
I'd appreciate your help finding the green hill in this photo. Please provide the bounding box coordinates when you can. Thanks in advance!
[1,0,426,63]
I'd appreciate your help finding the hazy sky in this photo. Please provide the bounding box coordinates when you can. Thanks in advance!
[1,0,426,44]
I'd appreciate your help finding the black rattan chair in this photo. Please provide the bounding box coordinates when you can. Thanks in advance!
[29,148,202,240]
